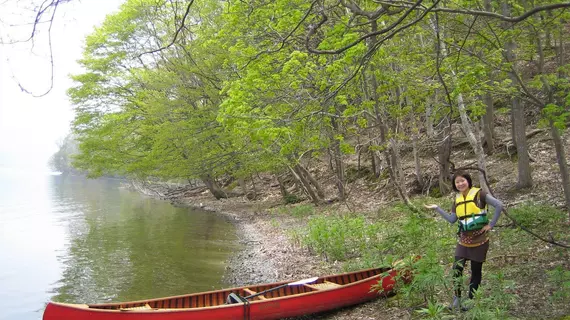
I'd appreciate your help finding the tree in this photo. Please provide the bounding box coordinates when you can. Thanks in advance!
[68,0,243,198]
[48,134,81,174]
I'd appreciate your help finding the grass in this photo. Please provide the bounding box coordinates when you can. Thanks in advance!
[275,204,315,217]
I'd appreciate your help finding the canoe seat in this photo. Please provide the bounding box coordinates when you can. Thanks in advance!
[243,288,267,300]
[226,293,247,304]
[305,281,341,290]
[120,303,152,311]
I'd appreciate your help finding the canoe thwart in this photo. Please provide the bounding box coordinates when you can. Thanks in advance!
[243,288,267,300]
[120,303,152,311]
[305,281,341,290]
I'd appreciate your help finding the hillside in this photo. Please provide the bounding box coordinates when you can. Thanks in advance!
[163,117,570,320]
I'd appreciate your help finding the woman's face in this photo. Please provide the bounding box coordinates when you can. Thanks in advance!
[454,176,470,193]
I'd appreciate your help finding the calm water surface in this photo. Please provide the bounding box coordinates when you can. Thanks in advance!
[0,170,241,320]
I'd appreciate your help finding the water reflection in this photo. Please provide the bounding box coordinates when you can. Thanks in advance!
[47,176,241,304]
[0,172,68,320]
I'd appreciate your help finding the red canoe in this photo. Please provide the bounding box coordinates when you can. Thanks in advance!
[43,267,399,320]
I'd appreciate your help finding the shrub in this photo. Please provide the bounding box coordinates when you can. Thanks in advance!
[284,194,302,204]
[547,265,570,303]
[301,215,378,261]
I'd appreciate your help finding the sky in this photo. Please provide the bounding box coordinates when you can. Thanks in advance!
[0,0,122,172]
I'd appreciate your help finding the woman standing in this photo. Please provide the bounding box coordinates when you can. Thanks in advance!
[424,171,503,310]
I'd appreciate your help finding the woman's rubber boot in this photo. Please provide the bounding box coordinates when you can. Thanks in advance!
[460,299,472,312]
[447,296,460,311]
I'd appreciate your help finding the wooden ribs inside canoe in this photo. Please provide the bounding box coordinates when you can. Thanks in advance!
[43,267,402,320]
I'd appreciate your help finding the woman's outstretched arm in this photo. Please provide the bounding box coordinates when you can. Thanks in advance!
[424,204,458,224]
[435,206,458,224]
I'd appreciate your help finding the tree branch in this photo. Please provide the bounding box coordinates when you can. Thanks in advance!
[321,0,439,102]
[15,0,60,97]
[306,0,424,54]
[241,0,319,69]
[306,1,570,55]
[429,2,570,23]
[139,0,195,57]
[340,0,388,20]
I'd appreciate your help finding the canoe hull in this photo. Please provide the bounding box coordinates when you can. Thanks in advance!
[43,268,398,320]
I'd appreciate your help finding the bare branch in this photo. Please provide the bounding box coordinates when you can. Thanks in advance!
[241,0,319,69]
[306,1,570,55]
[321,0,440,102]
[139,0,195,57]
[340,0,388,20]
[429,2,570,23]
[376,0,570,22]
[306,0,425,55]
[11,0,62,97]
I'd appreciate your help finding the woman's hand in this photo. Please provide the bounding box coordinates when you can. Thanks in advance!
[481,225,492,233]
[423,204,438,210]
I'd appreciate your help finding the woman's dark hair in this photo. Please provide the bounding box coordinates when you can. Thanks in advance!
[451,171,472,192]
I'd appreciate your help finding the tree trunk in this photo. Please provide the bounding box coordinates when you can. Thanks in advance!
[356,137,362,171]
[362,72,381,178]
[238,178,247,196]
[503,1,533,188]
[374,149,412,206]
[327,149,335,172]
[379,119,410,203]
[425,93,435,139]
[411,113,424,189]
[250,175,257,200]
[537,29,570,216]
[555,23,570,218]
[480,8,497,154]
[296,164,325,200]
[369,137,381,177]
[391,141,410,203]
[512,97,533,188]
[457,93,490,193]
[431,18,453,196]
[289,165,318,203]
[550,121,570,216]
[412,136,424,189]
[333,145,346,201]
[482,92,495,154]
[330,117,346,200]
[200,174,227,199]
[276,174,290,199]
[438,120,452,195]
[390,137,405,187]
[370,144,377,176]
[291,165,324,204]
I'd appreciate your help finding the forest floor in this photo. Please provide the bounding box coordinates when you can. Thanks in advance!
[165,122,570,319]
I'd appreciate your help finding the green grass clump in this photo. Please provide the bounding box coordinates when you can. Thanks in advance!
[300,215,380,261]
[275,204,315,217]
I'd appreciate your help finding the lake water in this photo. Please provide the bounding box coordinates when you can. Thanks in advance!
[0,170,241,320]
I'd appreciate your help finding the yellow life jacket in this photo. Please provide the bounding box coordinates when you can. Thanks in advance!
[455,187,488,231]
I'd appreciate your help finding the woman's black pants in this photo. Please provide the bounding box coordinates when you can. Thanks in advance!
[453,256,483,299]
